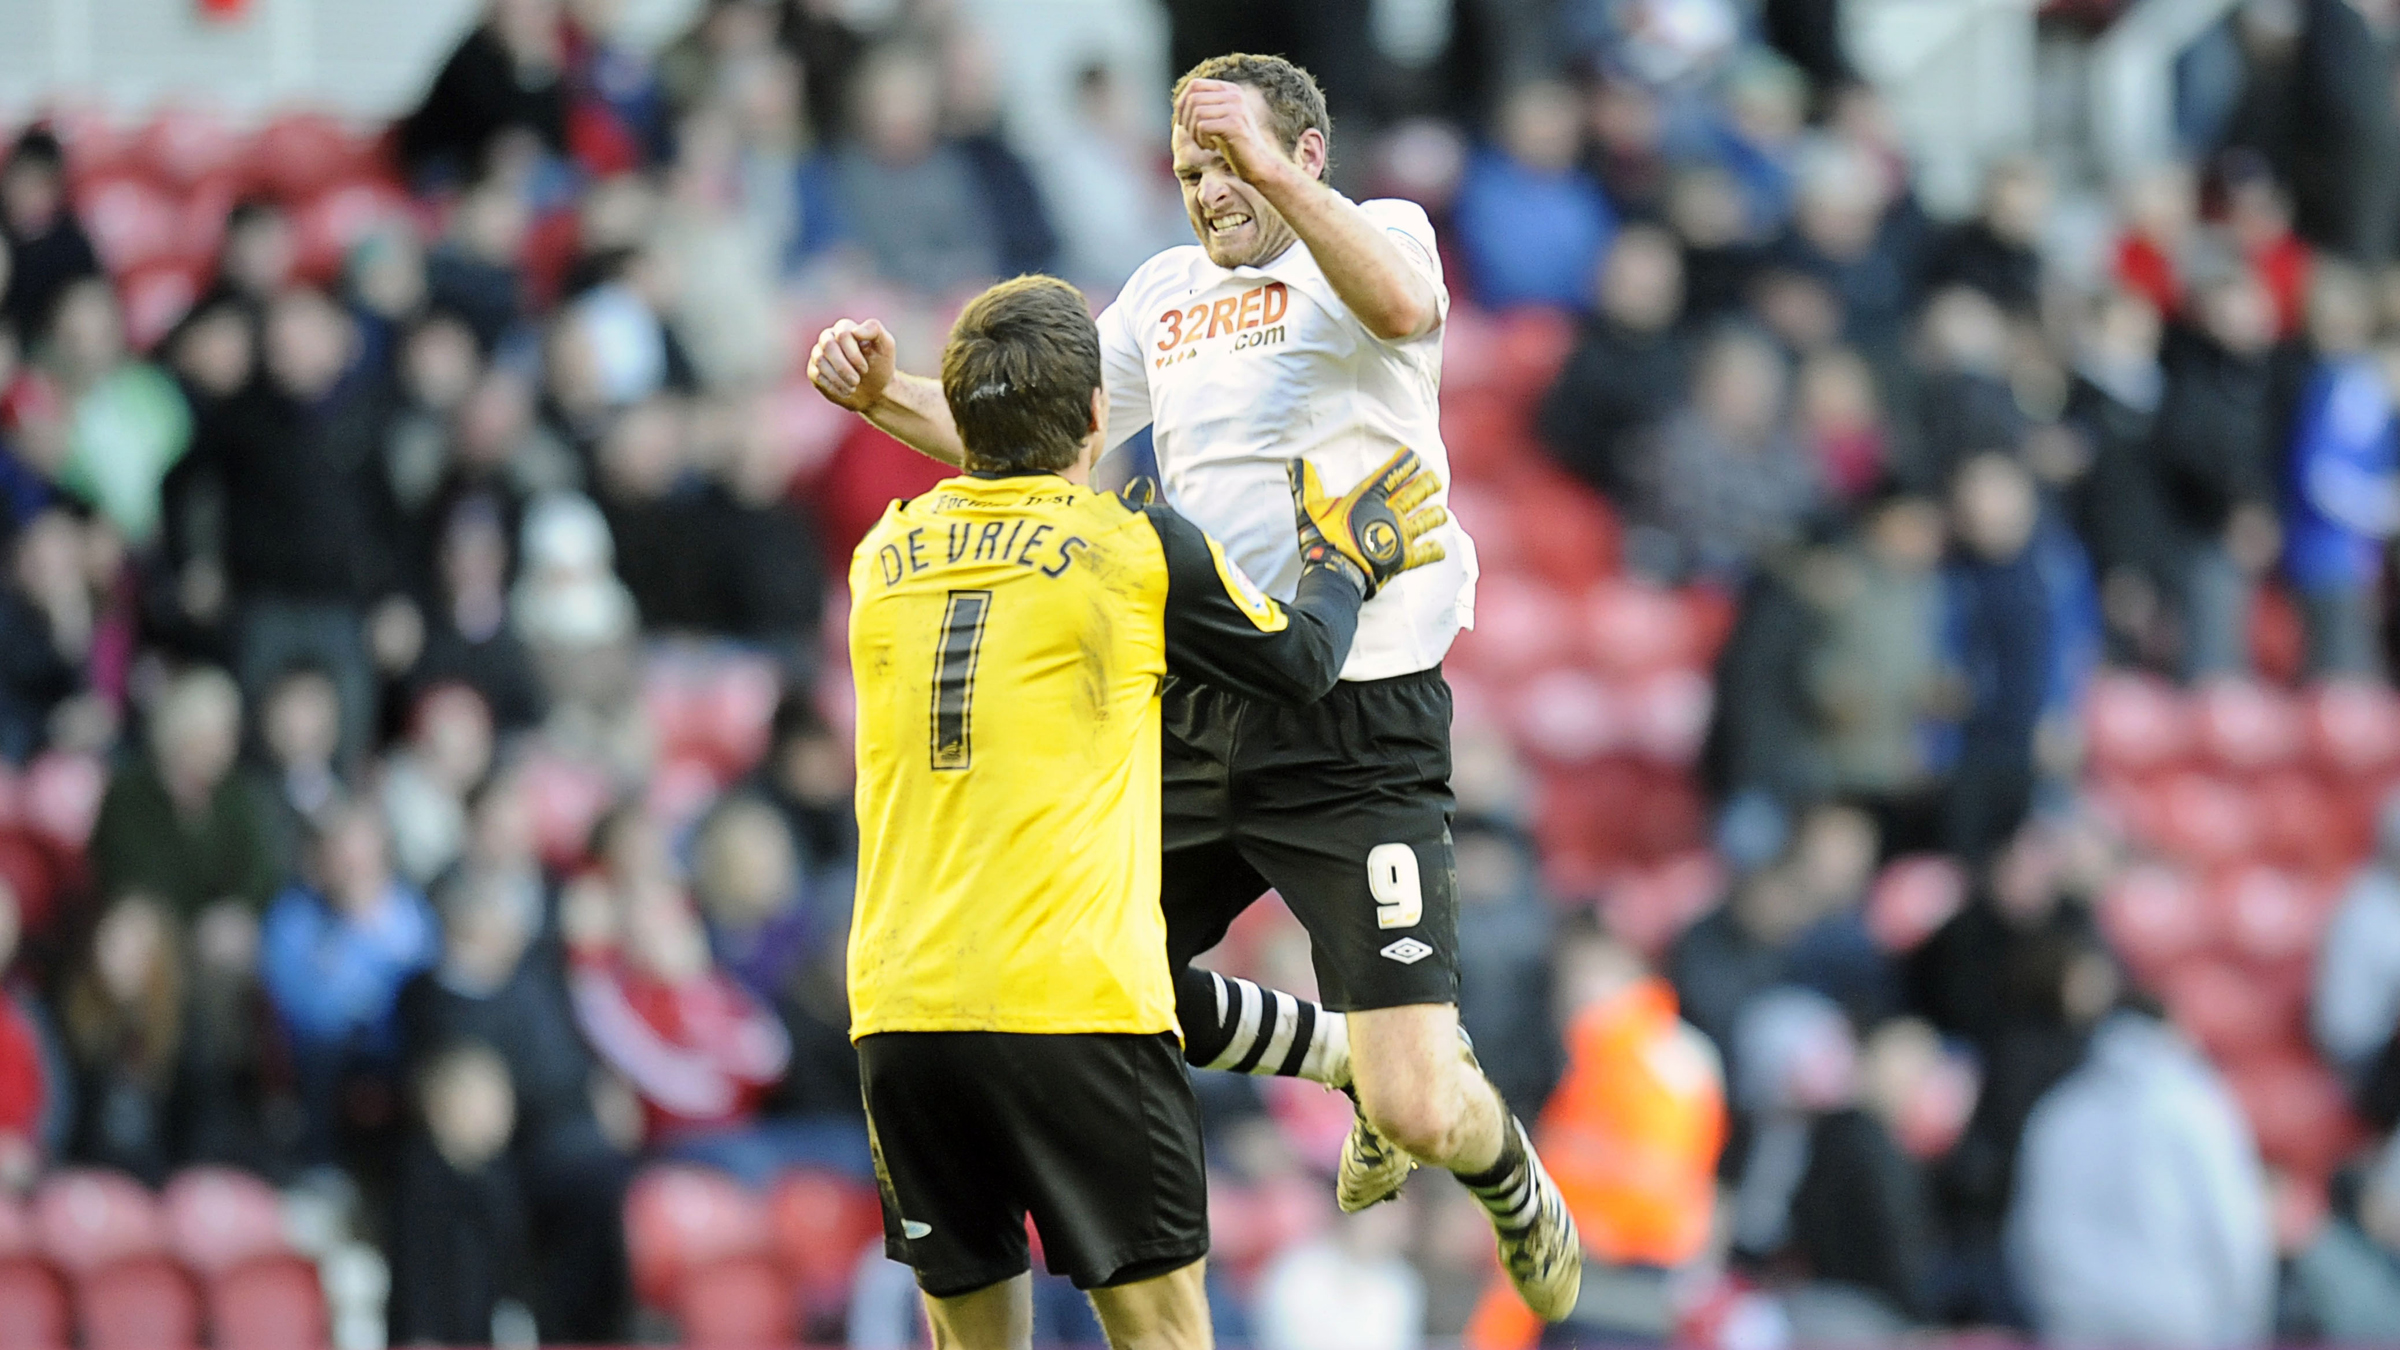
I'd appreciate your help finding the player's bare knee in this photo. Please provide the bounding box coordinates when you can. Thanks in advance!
[1358,1076,1467,1160]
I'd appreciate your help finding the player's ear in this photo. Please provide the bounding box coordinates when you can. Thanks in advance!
[1079,385,1108,475]
[1295,127,1329,183]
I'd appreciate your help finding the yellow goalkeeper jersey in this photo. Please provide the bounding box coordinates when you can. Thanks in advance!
[846,470,1365,1038]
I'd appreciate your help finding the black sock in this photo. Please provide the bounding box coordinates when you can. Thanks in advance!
[1174,968,1344,1080]
[1457,1119,1541,1235]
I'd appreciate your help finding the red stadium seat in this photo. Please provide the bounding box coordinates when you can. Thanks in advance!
[1867,854,1968,953]
[132,107,252,187]
[2161,959,2297,1062]
[2195,679,2304,774]
[1621,667,1713,765]
[1509,667,1623,764]
[207,1253,327,1350]
[2307,680,2400,778]
[177,168,238,253]
[1491,470,1619,591]
[56,109,141,194]
[624,1165,772,1312]
[75,1256,201,1350]
[117,259,206,353]
[1437,304,1503,394]
[2146,772,2259,868]
[0,1201,54,1350]
[2212,866,2332,969]
[1488,306,1576,401]
[675,1255,795,1349]
[32,1170,165,1277]
[1437,390,1540,486]
[1584,578,1696,678]
[1446,575,1580,678]
[1621,761,1706,863]
[2084,671,2194,775]
[0,1257,67,1350]
[1533,759,1647,889]
[160,1168,287,1277]
[2100,864,2210,981]
[1601,852,1723,958]
[2252,770,2358,871]
[75,172,185,271]
[1444,482,1512,571]
[766,1169,883,1315]
[2330,775,2393,866]
[1445,666,1495,729]
[250,112,380,203]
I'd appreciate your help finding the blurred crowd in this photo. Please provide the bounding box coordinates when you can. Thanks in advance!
[10,0,2400,1345]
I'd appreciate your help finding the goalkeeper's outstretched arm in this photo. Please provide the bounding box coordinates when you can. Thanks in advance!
[806,317,968,468]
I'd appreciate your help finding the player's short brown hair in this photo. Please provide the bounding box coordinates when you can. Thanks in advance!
[941,276,1102,475]
[1172,53,1332,179]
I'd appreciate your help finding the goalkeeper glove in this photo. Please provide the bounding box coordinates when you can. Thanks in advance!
[1289,447,1449,600]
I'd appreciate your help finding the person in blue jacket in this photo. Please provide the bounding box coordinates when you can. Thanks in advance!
[261,795,438,1164]
[2282,332,2400,679]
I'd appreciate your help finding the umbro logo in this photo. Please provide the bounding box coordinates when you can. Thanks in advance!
[1380,937,1434,964]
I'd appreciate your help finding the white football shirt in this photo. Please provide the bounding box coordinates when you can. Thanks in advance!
[1096,197,1477,682]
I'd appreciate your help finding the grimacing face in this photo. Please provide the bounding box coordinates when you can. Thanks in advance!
[1170,85,1320,270]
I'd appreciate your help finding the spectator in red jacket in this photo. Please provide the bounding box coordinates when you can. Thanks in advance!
[568,846,789,1157]
[0,877,52,1190]
[2112,165,2196,320]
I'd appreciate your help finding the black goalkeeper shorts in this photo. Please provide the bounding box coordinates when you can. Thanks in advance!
[857,1030,1208,1298]
[1160,665,1460,1013]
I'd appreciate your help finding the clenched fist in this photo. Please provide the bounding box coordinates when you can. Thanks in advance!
[808,318,898,412]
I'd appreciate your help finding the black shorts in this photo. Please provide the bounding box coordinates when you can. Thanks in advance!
[1161,665,1459,1012]
[856,1030,1208,1297]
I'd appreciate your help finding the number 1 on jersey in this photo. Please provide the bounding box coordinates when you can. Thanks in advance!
[931,590,993,770]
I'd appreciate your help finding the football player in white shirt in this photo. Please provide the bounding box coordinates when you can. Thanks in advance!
[809,54,1580,1322]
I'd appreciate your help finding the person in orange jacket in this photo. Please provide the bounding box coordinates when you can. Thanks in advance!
[1467,919,1727,1350]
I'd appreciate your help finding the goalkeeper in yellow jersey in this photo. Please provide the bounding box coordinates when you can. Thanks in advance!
[845,275,1443,1350]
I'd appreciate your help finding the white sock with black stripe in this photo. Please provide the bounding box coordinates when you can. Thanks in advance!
[1185,970,1350,1085]
[1458,1118,1546,1236]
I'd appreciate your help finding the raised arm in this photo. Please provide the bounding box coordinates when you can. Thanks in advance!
[1177,79,1442,342]
[805,318,967,467]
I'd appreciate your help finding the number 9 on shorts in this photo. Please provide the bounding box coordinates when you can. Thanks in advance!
[1369,842,1423,930]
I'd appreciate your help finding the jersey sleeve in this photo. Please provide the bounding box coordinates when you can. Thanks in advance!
[1360,197,1450,328]
[1096,293,1154,449]
[1143,505,1363,704]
